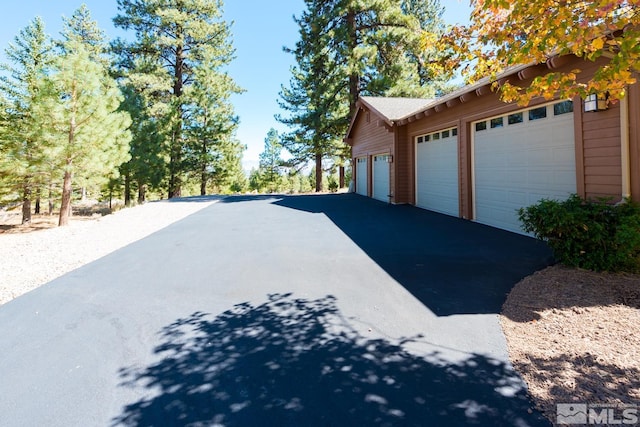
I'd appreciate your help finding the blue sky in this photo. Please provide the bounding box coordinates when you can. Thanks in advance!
[0,0,472,170]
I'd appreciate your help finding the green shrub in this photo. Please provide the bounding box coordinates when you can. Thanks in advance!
[328,176,339,192]
[518,194,640,272]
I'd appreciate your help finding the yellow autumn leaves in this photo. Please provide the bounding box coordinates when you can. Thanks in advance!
[431,0,639,105]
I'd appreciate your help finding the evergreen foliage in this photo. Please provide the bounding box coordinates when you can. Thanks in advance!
[258,128,284,193]
[277,0,448,191]
[113,0,243,198]
[519,195,640,273]
[36,8,132,226]
[0,17,54,224]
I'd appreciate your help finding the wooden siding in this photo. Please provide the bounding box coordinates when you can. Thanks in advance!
[350,109,395,200]
[580,102,622,200]
[394,126,412,203]
[629,76,640,203]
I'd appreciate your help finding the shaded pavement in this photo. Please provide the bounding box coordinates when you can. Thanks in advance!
[0,194,553,426]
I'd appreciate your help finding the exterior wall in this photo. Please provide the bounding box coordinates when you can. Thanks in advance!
[571,58,623,201]
[405,91,542,219]
[350,110,395,200]
[579,101,622,200]
[628,76,640,203]
[403,55,628,219]
[349,55,635,216]
[394,126,412,203]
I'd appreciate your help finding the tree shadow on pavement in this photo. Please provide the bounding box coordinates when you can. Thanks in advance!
[113,294,550,427]
[267,193,554,317]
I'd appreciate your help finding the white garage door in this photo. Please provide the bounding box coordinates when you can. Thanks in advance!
[474,101,576,234]
[372,154,390,202]
[416,128,459,216]
[355,157,367,196]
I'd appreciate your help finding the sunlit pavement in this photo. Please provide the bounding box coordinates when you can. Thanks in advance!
[0,193,553,426]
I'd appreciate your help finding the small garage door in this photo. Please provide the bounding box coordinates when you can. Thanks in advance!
[372,154,390,202]
[416,128,459,216]
[355,157,368,196]
[474,100,576,234]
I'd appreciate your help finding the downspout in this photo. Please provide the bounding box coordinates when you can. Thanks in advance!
[621,92,631,200]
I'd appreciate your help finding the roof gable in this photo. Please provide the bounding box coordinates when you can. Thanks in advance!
[345,96,433,141]
[359,96,434,121]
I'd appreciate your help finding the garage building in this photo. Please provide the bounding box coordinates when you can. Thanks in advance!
[345,55,640,234]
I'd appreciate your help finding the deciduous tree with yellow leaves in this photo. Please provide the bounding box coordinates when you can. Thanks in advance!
[440,0,639,105]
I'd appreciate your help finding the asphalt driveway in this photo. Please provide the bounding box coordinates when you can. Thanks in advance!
[0,193,553,426]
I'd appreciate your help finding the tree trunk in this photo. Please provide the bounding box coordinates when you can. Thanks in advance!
[168,136,182,199]
[59,167,73,226]
[138,183,146,204]
[200,144,208,195]
[48,181,54,216]
[81,187,87,201]
[339,166,345,188]
[169,39,184,199]
[200,116,208,197]
[315,153,323,192]
[60,114,75,227]
[347,10,359,117]
[200,174,207,196]
[35,188,41,215]
[21,180,31,225]
[124,172,132,206]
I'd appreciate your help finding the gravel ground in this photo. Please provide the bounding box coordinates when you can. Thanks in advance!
[501,265,640,425]
[0,198,218,305]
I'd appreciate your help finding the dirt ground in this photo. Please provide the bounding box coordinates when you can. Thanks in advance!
[0,202,116,234]
[501,265,640,425]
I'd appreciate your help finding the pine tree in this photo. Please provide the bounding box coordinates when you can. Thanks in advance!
[258,128,284,193]
[184,58,243,196]
[206,137,245,193]
[37,8,131,226]
[278,0,446,191]
[113,0,242,198]
[118,85,166,205]
[60,4,109,64]
[0,17,54,224]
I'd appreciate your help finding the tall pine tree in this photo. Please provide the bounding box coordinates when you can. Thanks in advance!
[278,0,447,190]
[37,7,131,226]
[113,0,242,198]
[0,17,53,224]
[258,128,283,193]
[184,54,243,196]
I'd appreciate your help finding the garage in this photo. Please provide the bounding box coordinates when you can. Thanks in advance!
[372,154,390,202]
[415,127,459,216]
[355,157,368,196]
[473,100,577,234]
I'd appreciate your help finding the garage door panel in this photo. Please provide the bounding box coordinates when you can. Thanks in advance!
[372,155,390,202]
[416,132,459,217]
[508,192,528,205]
[477,187,507,203]
[526,148,554,164]
[508,153,528,166]
[553,147,576,163]
[474,103,576,234]
[356,157,367,196]
[505,171,526,185]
